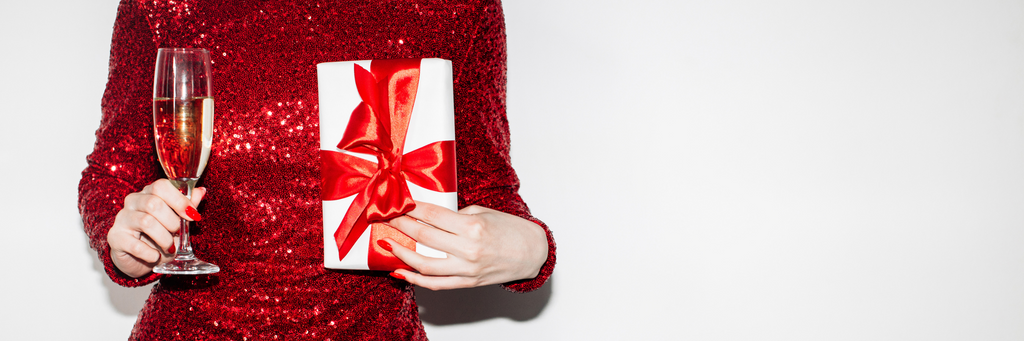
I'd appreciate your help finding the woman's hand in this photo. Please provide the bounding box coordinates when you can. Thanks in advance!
[107,179,206,278]
[383,202,548,290]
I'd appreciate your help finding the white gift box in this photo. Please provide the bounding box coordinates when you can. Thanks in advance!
[317,58,457,270]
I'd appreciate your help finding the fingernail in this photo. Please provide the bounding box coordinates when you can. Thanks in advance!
[376,239,392,252]
[185,206,202,221]
[167,245,176,254]
[390,272,406,280]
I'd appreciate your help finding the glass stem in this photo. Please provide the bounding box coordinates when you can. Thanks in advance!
[171,178,198,260]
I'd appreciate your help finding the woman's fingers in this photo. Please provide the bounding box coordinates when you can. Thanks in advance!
[390,269,478,291]
[388,201,489,261]
[382,203,547,290]
[190,187,207,207]
[113,201,174,256]
[386,216,463,259]
[121,208,176,255]
[111,228,161,264]
[138,232,174,258]
[129,234,164,264]
[118,185,206,256]
[128,183,208,233]
[402,201,476,236]
[109,231,170,278]
[382,237,468,276]
[107,180,209,278]
[124,192,182,235]
[143,179,204,222]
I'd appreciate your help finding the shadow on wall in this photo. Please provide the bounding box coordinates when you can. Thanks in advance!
[84,227,154,317]
[415,277,554,325]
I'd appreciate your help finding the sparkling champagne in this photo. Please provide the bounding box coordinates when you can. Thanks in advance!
[153,96,214,180]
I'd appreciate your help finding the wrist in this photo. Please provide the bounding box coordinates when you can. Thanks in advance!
[521,221,549,280]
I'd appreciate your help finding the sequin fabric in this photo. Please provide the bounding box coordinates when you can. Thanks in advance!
[78,0,555,339]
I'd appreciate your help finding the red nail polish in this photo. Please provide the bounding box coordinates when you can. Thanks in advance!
[185,206,202,221]
[377,239,392,252]
[167,245,176,253]
[390,272,406,280]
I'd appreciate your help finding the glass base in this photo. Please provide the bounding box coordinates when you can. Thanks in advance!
[154,256,220,275]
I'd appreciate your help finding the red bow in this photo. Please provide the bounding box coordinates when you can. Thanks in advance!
[321,59,457,270]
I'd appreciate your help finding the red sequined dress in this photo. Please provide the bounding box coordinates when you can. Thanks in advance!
[78,0,555,339]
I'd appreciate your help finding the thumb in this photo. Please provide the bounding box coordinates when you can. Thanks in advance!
[190,187,208,206]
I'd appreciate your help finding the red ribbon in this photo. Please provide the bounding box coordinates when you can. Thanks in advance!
[321,59,457,271]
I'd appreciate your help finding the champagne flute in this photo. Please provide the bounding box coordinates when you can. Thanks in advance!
[152,48,220,275]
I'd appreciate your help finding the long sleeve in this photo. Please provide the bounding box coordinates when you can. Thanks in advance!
[452,1,555,293]
[78,0,163,287]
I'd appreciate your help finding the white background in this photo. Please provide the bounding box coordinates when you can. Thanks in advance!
[2,0,1023,340]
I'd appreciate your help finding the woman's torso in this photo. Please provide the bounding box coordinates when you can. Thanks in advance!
[120,0,503,339]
